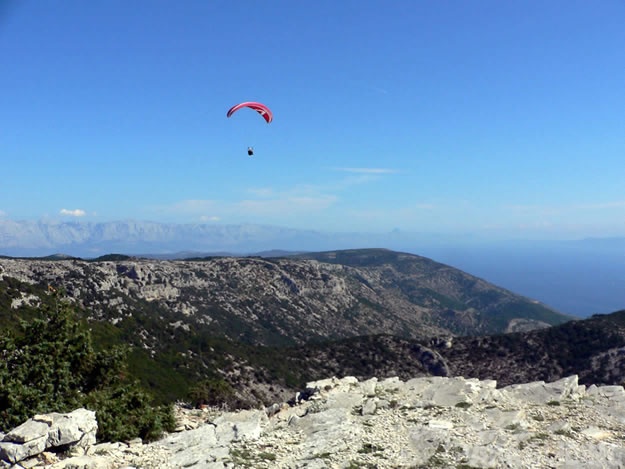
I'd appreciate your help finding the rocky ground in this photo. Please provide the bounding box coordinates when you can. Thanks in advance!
[7,374,625,469]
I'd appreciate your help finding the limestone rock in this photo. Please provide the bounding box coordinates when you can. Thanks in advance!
[0,409,96,466]
[6,376,625,468]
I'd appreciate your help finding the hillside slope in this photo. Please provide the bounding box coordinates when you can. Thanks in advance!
[288,310,625,392]
[0,248,574,405]
[0,249,569,346]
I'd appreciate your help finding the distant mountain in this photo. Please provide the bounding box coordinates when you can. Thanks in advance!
[5,219,623,318]
[0,219,343,257]
[0,219,470,258]
[0,219,331,257]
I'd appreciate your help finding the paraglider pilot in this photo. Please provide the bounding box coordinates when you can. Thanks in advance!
[247,147,254,157]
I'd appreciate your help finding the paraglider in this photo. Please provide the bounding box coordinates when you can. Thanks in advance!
[227,101,272,156]
[226,101,273,123]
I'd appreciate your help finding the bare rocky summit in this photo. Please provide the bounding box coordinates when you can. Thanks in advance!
[4,374,625,468]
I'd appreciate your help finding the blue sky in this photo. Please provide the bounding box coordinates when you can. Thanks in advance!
[2,0,625,239]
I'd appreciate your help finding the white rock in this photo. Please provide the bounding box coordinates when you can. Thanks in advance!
[427,419,454,429]
[6,375,625,469]
[582,427,612,440]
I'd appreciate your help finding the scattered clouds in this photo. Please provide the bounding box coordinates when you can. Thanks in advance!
[486,200,625,238]
[158,172,398,223]
[153,166,406,228]
[349,202,438,222]
[347,79,389,95]
[506,200,625,216]
[332,167,399,174]
[156,185,338,222]
[322,167,400,191]
[165,200,218,213]
[0,210,6,217]
[157,200,221,222]
[237,183,339,217]
[237,195,337,215]
[247,187,274,197]
[575,201,625,210]
[60,208,86,217]
[369,85,389,95]
[199,215,220,222]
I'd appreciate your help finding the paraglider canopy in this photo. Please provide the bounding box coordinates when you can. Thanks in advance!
[226,101,273,124]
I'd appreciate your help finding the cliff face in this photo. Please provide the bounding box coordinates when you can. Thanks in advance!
[0,249,569,348]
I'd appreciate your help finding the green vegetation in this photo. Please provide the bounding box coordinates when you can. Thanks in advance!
[358,442,384,454]
[455,401,472,409]
[229,447,276,466]
[188,377,237,408]
[441,310,625,387]
[519,432,550,449]
[88,254,133,262]
[0,295,175,442]
[4,250,625,435]
[229,447,255,466]
[258,451,277,461]
[484,300,571,333]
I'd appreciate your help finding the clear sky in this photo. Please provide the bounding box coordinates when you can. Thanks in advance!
[2,0,624,240]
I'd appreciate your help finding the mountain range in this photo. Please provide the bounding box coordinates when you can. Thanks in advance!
[5,219,625,318]
[5,219,625,256]
[1,247,580,406]
[0,219,492,258]
[0,248,569,342]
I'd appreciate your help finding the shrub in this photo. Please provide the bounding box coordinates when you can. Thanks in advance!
[83,384,175,442]
[0,297,175,442]
[188,377,238,408]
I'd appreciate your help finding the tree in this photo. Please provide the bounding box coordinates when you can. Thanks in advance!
[0,296,175,442]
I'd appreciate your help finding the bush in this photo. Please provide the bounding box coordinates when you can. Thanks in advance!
[188,377,237,408]
[83,384,176,442]
[0,296,175,442]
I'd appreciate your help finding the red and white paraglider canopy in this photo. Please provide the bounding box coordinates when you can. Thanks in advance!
[226,101,273,123]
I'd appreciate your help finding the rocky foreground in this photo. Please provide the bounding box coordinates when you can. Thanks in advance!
[4,374,625,468]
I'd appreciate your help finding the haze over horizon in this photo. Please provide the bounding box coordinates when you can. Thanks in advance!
[2,1,625,240]
[1,219,624,319]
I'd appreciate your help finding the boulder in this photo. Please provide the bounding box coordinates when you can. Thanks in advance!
[0,409,96,465]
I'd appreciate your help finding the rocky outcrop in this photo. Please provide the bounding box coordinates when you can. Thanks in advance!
[5,375,625,468]
[0,409,96,466]
[0,252,569,349]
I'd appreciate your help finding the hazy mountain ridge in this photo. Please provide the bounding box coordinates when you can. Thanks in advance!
[4,219,625,257]
[0,219,401,257]
[4,219,625,318]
